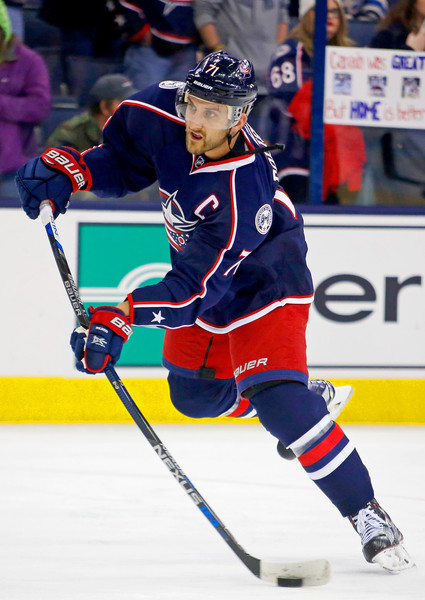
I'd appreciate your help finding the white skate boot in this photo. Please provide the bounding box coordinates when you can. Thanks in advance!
[348,498,415,572]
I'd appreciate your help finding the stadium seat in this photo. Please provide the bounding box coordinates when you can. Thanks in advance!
[23,6,61,48]
[33,46,65,95]
[347,20,378,47]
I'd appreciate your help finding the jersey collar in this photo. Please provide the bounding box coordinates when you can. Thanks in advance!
[189,130,255,175]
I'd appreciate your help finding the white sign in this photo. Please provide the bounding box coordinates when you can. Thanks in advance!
[305,214,425,377]
[324,47,425,129]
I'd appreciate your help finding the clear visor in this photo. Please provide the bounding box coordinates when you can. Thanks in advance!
[178,92,243,129]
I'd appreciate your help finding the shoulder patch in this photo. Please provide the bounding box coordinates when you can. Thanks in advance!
[159,80,185,89]
[255,204,273,235]
[274,43,292,58]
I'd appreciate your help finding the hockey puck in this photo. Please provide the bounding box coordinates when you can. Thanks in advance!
[277,577,303,587]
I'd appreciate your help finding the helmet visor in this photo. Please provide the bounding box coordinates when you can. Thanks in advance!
[177,92,243,129]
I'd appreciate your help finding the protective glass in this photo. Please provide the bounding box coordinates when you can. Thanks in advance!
[178,93,243,130]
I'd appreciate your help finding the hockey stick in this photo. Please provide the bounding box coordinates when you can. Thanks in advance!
[39,200,330,587]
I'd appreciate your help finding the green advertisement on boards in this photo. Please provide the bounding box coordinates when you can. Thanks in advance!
[78,222,171,367]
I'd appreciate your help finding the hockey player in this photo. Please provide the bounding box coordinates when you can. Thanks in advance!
[16,51,413,573]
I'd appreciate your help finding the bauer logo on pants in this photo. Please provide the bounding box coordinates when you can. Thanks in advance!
[234,358,268,379]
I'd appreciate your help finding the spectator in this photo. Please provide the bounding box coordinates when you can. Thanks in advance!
[369,0,425,49]
[266,0,366,203]
[0,0,50,196]
[268,0,353,109]
[123,0,200,90]
[193,0,290,128]
[44,74,136,152]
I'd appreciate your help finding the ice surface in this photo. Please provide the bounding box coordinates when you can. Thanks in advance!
[1,424,423,599]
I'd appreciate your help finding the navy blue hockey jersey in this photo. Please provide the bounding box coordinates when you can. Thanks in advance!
[136,0,198,46]
[267,38,313,109]
[81,82,314,333]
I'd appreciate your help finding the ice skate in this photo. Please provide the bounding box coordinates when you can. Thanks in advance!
[277,380,354,460]
[310,379,354,421]
[348,498,415,572]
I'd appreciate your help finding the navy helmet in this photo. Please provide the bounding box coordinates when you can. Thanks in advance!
[176,51,257,128]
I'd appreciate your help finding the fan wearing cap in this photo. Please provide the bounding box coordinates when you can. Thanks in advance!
[44,74,136,153]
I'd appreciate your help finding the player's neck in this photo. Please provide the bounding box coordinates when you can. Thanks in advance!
[205,132,244,161]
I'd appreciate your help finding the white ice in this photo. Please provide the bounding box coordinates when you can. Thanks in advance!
[1,424,424,599]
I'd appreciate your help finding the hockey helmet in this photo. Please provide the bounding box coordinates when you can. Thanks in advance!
[176,51,258,129]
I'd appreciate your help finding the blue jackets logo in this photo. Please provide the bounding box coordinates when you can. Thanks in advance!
[161,190,198,251]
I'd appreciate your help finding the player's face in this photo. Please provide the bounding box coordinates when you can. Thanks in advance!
[185,96,234,158]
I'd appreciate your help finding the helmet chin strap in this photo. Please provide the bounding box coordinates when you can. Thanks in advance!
[226,128,239,149]
[226,127,285,156]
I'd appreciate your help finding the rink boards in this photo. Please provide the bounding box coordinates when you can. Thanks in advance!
[2,206,425,424]
[1,377,424,424]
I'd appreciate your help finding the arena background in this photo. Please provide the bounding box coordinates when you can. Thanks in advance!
[2,203,424,425]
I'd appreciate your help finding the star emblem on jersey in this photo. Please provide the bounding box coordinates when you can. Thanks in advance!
[151,310,165,324]
[161,190,198,251]
[255,204,273,234]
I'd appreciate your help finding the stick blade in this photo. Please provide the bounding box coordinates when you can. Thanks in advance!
[260,558,331,587]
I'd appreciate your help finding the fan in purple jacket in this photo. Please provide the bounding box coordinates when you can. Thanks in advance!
[0,0,50,181]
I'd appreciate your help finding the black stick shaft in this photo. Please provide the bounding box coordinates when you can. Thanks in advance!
[39,201,261,579]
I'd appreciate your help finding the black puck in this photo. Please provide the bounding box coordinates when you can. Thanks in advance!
[277,577,303,587]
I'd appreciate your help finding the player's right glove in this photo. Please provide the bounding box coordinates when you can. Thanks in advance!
[70,306,133,374]
[16,147,92,219]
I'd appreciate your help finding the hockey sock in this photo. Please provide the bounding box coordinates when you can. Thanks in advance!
[249,381,374,517]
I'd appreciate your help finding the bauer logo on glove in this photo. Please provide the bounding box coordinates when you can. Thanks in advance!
[42,148,89,191]
[70,306,133,374]
[16,146,92,220]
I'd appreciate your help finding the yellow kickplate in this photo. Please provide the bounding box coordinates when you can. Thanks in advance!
[0,378,424,424]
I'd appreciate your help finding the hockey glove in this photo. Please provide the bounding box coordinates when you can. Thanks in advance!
[16,147,92,220]
[70,306,133,374]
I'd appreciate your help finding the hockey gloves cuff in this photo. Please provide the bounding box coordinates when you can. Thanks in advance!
[16,147,92,220]
[70,306,133,374]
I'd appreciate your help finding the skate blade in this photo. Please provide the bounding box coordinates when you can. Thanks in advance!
[372,544,416,573]
[328,385,354,421]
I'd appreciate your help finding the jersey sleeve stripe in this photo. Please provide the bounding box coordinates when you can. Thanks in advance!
[296,42,304,89]
[150,27,196,44]
[274,188,298,219]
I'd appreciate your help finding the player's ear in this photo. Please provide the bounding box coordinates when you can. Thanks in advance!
[231,112,247,135]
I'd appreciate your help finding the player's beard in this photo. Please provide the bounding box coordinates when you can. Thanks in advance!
[185,126,229,157]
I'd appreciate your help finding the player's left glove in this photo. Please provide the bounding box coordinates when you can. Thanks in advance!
[70,306,133,374]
